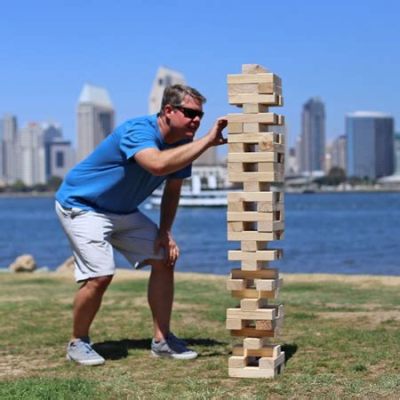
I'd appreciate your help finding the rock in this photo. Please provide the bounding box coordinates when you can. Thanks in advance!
[9,254,37,273]
[56,256,75,273]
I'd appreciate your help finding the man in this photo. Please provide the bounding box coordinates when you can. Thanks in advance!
[55,84,227,366]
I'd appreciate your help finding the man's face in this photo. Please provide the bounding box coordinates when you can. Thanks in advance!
[167,95,203,140]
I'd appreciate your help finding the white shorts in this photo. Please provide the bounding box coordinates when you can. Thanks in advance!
[55,201,163,282]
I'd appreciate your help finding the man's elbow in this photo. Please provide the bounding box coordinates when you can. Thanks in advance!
[147,161,169,176]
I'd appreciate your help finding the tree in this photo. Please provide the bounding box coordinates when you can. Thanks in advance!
[47,176,63,191]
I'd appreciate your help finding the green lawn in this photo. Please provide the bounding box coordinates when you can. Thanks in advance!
[1,271,400,399]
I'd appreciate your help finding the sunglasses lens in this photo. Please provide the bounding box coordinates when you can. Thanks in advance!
[176,106,203,119]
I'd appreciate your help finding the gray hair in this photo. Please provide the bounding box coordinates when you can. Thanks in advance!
[160,84,206,113]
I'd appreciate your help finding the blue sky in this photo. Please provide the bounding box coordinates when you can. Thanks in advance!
[0,0,399,149]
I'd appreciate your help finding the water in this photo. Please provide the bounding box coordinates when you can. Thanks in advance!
[1,192,400,276]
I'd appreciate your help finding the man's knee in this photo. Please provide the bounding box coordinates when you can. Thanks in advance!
[83,275,113,292]
[148,259,174,272]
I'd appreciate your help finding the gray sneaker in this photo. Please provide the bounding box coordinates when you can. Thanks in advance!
[66,338,105,366]
[151,333,198,360]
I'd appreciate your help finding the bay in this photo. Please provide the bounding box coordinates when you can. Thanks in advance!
[0,192,399,276]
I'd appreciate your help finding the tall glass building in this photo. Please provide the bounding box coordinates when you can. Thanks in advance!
[346,112,394,179]
[77,84,115,162]
[299,97,326,174]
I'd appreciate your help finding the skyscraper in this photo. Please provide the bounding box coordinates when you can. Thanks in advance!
[19,122,46,186]
[299,97,326,174]
[148,66,185,114]
[77,83,115,162]
[2,114,19,184]
[346,111,394,179]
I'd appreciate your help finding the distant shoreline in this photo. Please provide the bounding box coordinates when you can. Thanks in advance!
[1,269,400,286]
[1,189,400,199]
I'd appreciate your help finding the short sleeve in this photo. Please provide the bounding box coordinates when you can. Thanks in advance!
[120,120,159,160]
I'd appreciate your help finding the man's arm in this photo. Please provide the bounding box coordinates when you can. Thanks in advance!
[154,178,183,267]
[135,118,227,176]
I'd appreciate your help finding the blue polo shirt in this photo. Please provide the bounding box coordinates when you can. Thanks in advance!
[56,114,191,214]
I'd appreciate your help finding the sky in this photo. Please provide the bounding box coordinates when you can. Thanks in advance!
[0,0,399,151]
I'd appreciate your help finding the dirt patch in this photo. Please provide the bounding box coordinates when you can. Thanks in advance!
[318,309,400,327]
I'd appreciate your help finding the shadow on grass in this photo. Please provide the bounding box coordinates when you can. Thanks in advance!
[93,337,227,360]
[282,343,298,363]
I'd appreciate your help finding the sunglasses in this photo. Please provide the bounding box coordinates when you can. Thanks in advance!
[173,105,204,120]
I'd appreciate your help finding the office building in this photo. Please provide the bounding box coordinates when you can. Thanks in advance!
[346,111,394,179]
[77,83,115,162]
[148,66,185,114]
[47,139,75,179]
[42,122,63,180]
[19,122,46,186]
[2,114,19,184]
[329,135,347,172]
[298,97,326,174]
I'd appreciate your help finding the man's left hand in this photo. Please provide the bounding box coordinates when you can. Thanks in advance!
[154,230,180,268]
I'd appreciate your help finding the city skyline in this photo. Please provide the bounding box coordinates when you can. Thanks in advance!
[0,0,398,148]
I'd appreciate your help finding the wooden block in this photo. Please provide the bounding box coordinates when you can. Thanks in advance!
[227,132,281,143]
[255,320,274,330]
[228,355,247,368]
[227,191,283,203]
[243,338,269,350]
[228,231,282,241]
[240,298,268,311]
[231,328,275,338]
[231,289,275,299]
[228,250,282,262]
[228,366,277,378]
[241,260,270,271]
[229,93,282,106]
[228,171,284,183]
[243,182,271,191]
[240,240,267,251]
[228,122,243,133]
[227,73,280,85]
[259,352,285,370]
[258,202,284,213]
[227,113,281,124]
[228,143,246,152]
[228,153,279,162]
[226,307,276,320]
[227,200,244,212]
[226,278,246,291]
[226,319,244,330]
[254,277,283,291]
[242,104,269,114]
[258,221,285,232]
[227,211,280,222]
[243,123,269,133]
[231,268,278,280]
[258,163,285,174]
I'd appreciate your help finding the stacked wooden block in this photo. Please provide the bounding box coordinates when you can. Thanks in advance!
[226,64,285,378]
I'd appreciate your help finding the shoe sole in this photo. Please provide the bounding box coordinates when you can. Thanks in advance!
[66,354,105,366]
[151,350,198,360]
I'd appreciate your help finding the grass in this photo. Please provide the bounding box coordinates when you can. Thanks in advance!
[1,270,400,399]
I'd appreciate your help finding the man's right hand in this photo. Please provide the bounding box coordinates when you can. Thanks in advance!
[205,117,228,147]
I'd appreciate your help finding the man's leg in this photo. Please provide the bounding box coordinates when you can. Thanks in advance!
[147,259,174,342]
[72,275,113,340]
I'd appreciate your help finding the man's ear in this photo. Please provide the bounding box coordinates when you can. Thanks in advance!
[163,105,174,119]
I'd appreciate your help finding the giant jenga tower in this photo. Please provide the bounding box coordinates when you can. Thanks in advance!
[226,64,285,378]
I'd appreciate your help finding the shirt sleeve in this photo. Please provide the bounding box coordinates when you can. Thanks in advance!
[120,120,159,160]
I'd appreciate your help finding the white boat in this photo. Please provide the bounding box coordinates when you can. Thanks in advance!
[150,187,228,207]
